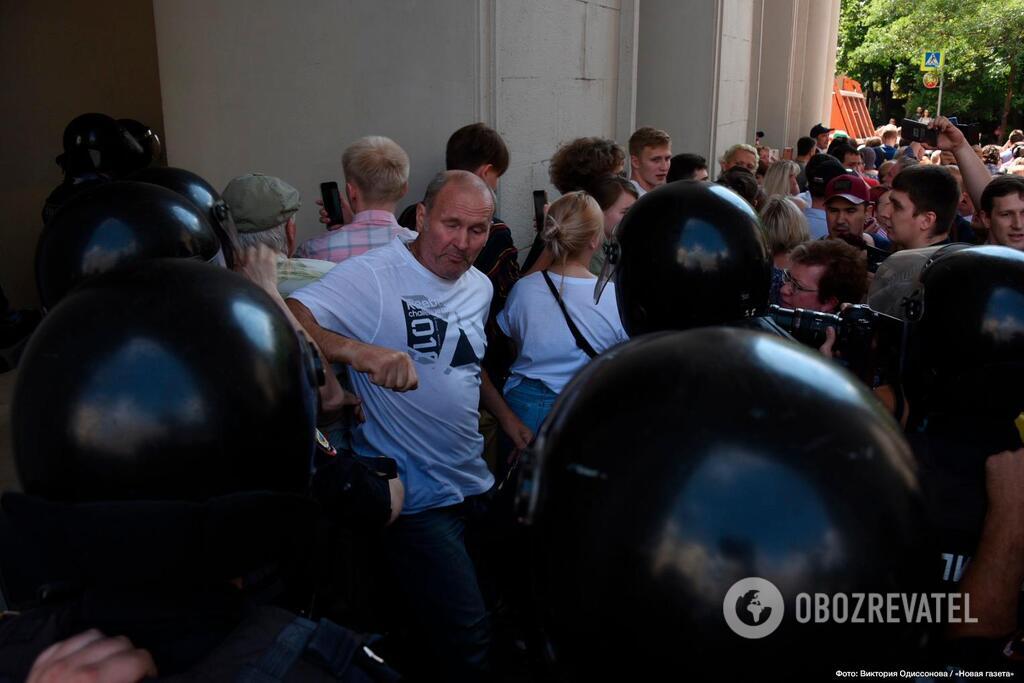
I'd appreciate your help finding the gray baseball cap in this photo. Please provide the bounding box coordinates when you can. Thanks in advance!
[222,173,300,232]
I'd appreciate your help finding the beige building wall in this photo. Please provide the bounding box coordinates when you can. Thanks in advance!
[636,0,839,172]
[772,0,840,150]
[714,0,757,166]
[636,0,759,172]
[636,0,719,163]
[0,0,841,312]
[153,0,634,252]
[494,0,633,245]
[0,0,165,309]
[152,0,485,246]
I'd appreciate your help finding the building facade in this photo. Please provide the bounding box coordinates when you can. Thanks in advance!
[1,0,840,308]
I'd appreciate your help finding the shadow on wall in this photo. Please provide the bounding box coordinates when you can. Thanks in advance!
[0,0,165,310]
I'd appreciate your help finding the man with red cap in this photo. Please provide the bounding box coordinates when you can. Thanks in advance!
[824,173,876,247]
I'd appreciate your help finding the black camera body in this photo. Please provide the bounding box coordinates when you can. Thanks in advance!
[767,304,904,385]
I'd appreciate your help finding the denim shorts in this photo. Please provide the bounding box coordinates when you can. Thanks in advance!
[503,376,558,435]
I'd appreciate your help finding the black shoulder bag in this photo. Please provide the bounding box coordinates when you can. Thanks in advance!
[541,270,598,359]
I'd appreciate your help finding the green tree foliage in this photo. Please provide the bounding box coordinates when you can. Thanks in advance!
[838,0,1024,134]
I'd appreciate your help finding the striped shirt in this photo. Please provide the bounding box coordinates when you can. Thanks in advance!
[295,210,416,263]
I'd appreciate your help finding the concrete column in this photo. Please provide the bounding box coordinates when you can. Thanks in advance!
[821,0,842,127]
[798,0,835,136]
[751,0,800,151]
[636,0,721,162]
[615,0,640,145]
[747,0,765,145]
[786,0,812,142]
[493,0,627,248]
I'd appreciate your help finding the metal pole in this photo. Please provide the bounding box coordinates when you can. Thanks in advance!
[936,70,944,118]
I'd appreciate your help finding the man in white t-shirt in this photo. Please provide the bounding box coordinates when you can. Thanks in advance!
[287,170,528,681]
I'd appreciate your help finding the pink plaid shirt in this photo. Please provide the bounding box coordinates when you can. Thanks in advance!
[295,210,416,263]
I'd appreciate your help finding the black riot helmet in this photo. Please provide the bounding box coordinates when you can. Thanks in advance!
[14,259,319,503]
[905,244,1024,419]
[117,118,162,172]
[523,328,929,680]
[58,112,144,178]
[36,181,223,309]
[596,180,770,335]
[130,166,242,268]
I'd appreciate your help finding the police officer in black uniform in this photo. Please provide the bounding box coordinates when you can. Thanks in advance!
[0,260,400,681]
[508,181,933,679]
[520,327,933,680]
[902,245,1024,669]
[36,179,225,310]
[596,179,777,335]
[131,166,244,269]
[42,113,153,224]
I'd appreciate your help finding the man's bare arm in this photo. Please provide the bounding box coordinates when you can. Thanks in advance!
[286,297,419,392]
[948,448,1024,640]
[233,246,358,420]
[932,116,991,212]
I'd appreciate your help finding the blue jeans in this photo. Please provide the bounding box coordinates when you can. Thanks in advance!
[384,502,491,682]
[503,377,558,436]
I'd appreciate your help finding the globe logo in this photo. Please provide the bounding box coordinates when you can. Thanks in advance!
[723,577,785,639]
[737,589,771,626]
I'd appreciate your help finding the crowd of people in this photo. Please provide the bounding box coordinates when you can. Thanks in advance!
[1,105,1024,682]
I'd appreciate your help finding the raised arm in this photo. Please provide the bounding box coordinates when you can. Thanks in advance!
[233,245,357,420]
[932,116,991,213]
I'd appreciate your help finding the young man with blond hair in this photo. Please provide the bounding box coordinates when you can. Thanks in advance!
[628,126,672,196]
[296,135,415,263]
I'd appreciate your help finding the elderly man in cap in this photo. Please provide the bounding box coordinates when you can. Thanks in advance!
[223,173,335,297]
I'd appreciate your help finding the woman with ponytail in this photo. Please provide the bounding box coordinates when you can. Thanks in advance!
[496,191,629,436]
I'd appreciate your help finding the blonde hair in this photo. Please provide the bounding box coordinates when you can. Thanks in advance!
[542,191,603,264]
[721,143,757,164]
[342,135,410,204]
[758,196,810,255]
[762,160,800,198]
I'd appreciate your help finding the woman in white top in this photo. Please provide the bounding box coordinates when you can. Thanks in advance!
[497,191,629,436]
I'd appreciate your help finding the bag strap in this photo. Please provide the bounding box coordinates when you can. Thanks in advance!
[542,270,598,359]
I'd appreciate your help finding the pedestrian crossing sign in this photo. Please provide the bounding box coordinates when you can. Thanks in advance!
[921,51,944,72]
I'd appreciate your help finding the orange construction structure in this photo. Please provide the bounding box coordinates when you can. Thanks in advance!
[830,76,876,142]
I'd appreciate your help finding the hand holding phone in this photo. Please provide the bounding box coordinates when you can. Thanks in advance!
[901,119,938,147]
[320,181,344,226]
[532,190,548,234]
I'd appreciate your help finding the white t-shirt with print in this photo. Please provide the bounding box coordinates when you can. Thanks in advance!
[497,271,628,395]
[290,236,494,514]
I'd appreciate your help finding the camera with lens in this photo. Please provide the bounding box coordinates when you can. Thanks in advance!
[768,303,905,385]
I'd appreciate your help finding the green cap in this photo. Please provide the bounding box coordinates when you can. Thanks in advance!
[222,173,301,232]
